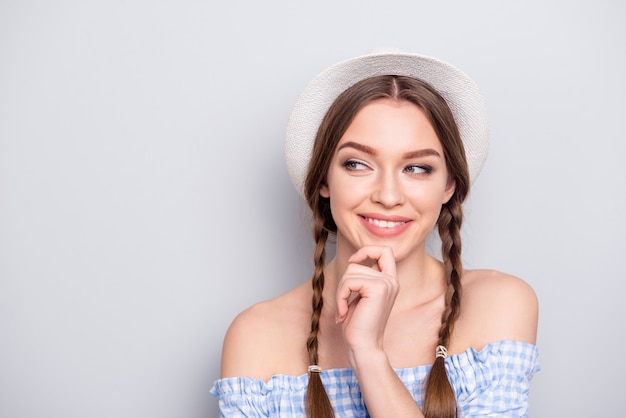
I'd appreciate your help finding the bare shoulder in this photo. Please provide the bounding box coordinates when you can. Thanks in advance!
[453,269,538,351]
[220,282,311,381]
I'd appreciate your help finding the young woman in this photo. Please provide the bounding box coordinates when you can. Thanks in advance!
[211,50,539,417]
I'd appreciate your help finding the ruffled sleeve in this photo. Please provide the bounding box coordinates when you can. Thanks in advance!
[446,340,540,417]
[210,374,308,417]
[210,340,539,417]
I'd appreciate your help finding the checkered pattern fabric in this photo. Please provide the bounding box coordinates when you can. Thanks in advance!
[211,340,539,417]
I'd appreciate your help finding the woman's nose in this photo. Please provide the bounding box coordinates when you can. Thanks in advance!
[371,171,405,207]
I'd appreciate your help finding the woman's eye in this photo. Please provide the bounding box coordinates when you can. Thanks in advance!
[405,165,432,174]
[344,160,368,171]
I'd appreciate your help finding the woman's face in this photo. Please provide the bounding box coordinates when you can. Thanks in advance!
[320,98,455,262]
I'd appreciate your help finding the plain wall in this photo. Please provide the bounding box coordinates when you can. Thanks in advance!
[1,1,625,417]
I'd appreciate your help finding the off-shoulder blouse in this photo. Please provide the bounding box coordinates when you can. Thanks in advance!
[211,340,540,417]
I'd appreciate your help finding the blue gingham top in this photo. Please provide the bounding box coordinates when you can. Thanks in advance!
[211,340,539,417]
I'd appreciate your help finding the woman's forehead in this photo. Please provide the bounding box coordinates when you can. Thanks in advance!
[337,99,443,154]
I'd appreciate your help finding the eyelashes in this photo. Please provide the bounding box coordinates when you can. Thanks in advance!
[342,159,433,175]
[404,164,432,174]
[343,159,369,171]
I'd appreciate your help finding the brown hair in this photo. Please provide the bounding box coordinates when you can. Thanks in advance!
[303,75,470,418]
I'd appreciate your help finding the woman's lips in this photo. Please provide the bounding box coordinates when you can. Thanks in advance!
[358,214,412,237]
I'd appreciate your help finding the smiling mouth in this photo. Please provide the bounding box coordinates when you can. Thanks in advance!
[364,217,407,228]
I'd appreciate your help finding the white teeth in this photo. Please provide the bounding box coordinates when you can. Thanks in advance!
[366,218,405,228]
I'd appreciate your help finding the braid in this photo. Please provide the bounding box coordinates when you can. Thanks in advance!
[423,195,464,418]
[437,195,464,344]
[305,213,335,417]
[306,221,327,366]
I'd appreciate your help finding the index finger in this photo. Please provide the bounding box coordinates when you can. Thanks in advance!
[348,246,396,276]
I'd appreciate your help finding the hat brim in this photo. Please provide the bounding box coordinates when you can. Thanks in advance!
[285,51,489,199]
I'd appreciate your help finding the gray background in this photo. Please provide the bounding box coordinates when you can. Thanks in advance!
[1,1,624,417]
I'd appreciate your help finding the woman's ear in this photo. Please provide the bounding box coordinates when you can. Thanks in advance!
[319,183,330,198]
[442,178,456,204]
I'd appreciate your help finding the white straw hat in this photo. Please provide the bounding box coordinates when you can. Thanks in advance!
[285,49,489,199]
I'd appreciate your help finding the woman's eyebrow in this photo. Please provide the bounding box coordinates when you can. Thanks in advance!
[337,141,377,156]
[402,149,442,159]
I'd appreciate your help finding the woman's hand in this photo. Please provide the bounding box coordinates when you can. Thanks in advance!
[334,246,424,417]
[335,245,400,356]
